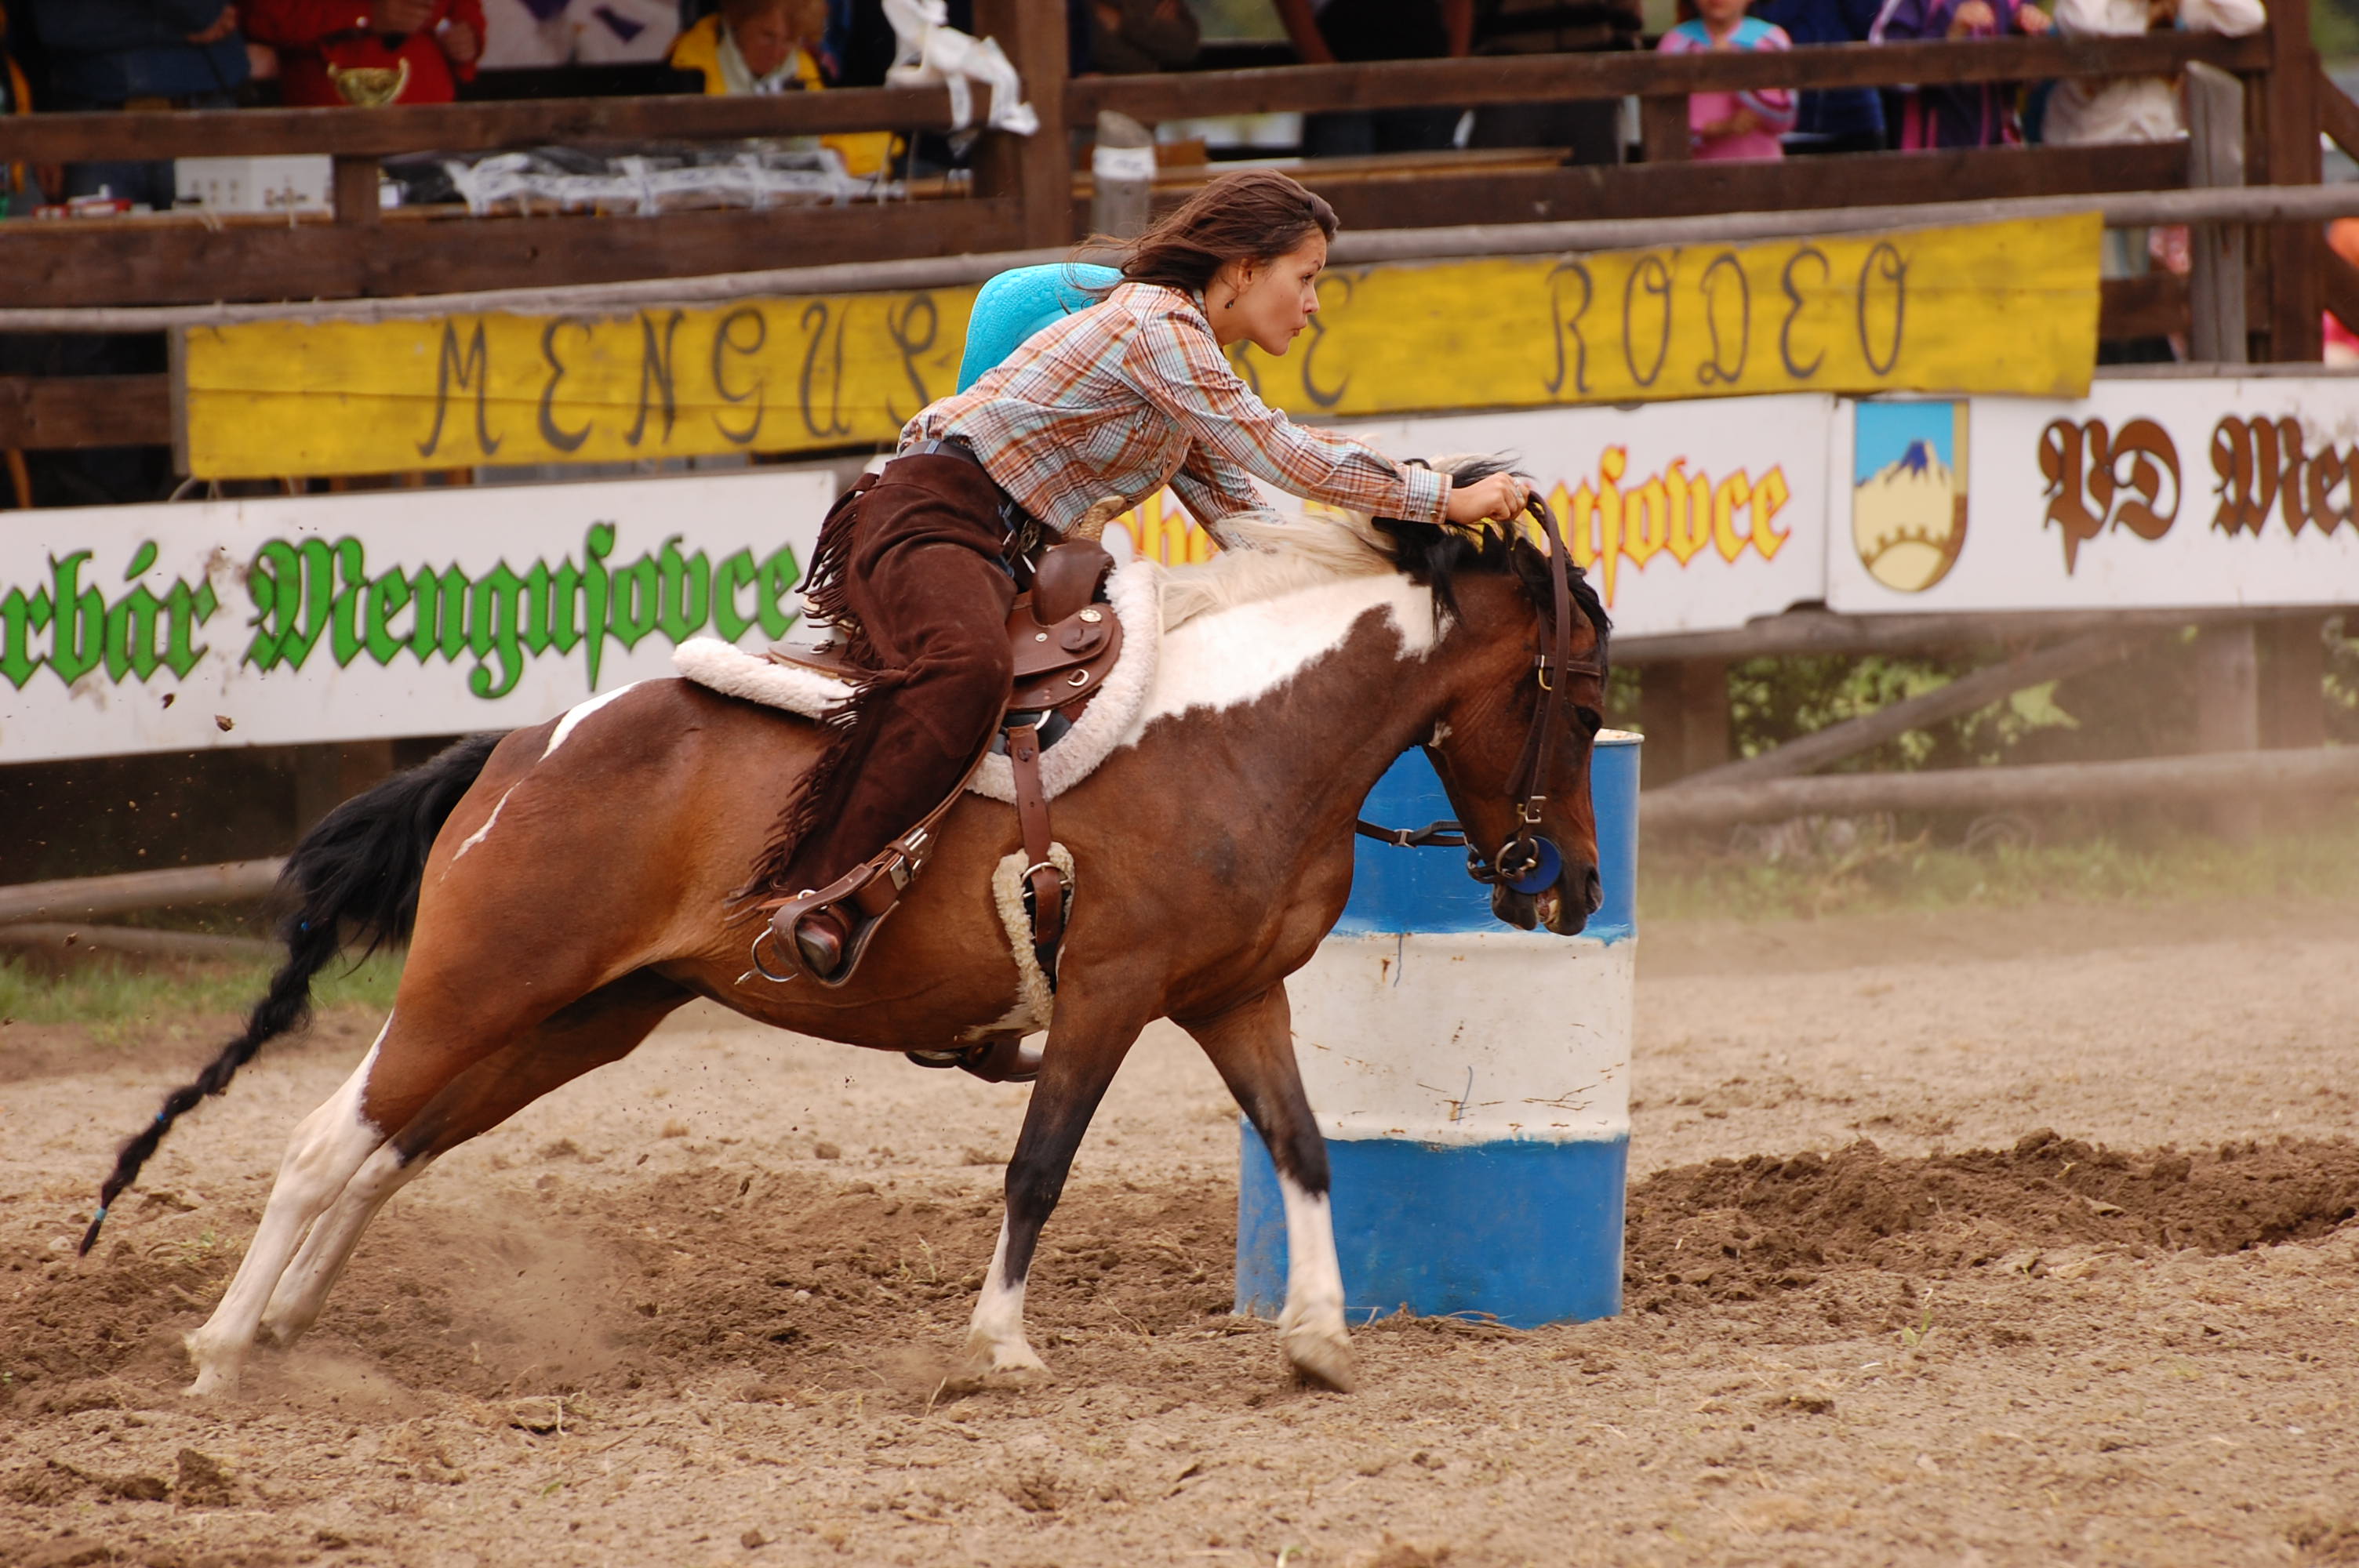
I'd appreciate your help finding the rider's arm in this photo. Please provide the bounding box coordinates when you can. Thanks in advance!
[1167,445,1264,542]
[1118,304,1451,526]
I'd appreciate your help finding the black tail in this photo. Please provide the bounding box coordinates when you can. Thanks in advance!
[78,732,508,1257]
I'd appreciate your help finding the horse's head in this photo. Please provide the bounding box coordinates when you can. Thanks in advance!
[1373,457,1612,935]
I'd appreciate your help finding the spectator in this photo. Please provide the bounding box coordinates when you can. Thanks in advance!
[1750,0,1884,153]
[244,0,485,106]
[1274,0,1472,158]
[1462,0,1642,168]
[24,1,250,208]
[1869,0,2052,150]
[670,0,893,175]
[2041,0,2259,145]
[2327,218,2359,367]
[1658,0,1796,162]
[1087,0,1199,74]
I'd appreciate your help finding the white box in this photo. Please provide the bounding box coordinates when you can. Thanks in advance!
[174,155,333,215]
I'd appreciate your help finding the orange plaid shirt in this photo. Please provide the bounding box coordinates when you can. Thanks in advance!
[905,281,1451,535]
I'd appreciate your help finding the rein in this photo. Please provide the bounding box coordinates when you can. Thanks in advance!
[1354,494,1604,898]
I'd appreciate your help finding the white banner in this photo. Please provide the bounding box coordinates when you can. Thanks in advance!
[0,470,834,765]
[1338,399,1835,639]
[1827,378,2359,613]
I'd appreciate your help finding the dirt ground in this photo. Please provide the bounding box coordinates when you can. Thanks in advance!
[3,895,2357,1568]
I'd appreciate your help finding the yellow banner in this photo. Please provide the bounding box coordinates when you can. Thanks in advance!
[177,216,2096,480]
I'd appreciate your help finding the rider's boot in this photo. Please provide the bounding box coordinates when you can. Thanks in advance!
[787,903,850,978]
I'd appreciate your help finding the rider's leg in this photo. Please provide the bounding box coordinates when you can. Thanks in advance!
[774,465,1016,973]
[1181,984,1356,1392]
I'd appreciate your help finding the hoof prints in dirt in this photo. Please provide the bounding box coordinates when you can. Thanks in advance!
[1627,1129,2359,1315]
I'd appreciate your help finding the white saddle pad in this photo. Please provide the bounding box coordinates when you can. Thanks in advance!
[671,556,1162,805]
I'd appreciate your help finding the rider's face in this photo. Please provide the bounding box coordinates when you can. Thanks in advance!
[1212,234,1328,356]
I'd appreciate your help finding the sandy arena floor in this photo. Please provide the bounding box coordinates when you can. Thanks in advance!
[2,897,2356,1568]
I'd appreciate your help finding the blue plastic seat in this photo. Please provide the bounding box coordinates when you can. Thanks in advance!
[955,263,1123,393]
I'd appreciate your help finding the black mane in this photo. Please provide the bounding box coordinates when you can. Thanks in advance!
[1372,456,1612,675]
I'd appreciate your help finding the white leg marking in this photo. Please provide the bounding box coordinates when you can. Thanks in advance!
[184,1023,392,1396]
[1276,1171,1356,1391]
[959,1218,1049,1380]
[543,681,645,760]
[447,784,515,866]
[259,1141,436,1350]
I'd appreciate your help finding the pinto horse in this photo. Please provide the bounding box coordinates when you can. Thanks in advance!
[82,484,1611,1398]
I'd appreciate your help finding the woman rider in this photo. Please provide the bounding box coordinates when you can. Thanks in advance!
[769,168,1534,977]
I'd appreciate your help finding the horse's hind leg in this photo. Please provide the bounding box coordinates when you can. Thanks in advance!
[1181,983,1354,1392]
[961,980,1154,1381]
[260,978,682,1352]
[182,1016,403,1396]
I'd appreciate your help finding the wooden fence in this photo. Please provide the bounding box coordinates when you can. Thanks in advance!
[3,0,2357,460]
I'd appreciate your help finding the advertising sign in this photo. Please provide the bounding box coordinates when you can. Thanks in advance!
[1826,378,2359,613]
[0,470,833,765]
[175,217,2096,481]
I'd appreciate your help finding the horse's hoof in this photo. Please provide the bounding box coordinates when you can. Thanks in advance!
[182,1365,239,1398]
[1280,1326,1357,1393]
[954,1337,1052,1391]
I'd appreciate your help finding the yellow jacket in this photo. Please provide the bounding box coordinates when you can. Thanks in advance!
[668,14,896,180]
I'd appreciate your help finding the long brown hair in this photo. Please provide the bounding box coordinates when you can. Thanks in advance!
[1111,170,1339,296]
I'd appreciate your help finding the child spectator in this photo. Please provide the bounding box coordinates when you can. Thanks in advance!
[1750,0,1885,153]
[1657,0,1796,162]
[1870,0,2052,149]
[245,0,486,106]
[669,0,892,176]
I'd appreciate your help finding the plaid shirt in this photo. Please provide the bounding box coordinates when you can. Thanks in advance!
[903,281,1451,535]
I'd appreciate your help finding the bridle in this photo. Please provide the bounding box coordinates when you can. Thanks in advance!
[1354,493,1605,898]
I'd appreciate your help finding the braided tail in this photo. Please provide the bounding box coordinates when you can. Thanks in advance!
[78,731,509,1256]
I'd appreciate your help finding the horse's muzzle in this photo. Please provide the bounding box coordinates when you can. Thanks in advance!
[1490,854,1602,936]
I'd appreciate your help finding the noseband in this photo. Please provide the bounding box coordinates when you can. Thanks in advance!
[1355,495,1605,896]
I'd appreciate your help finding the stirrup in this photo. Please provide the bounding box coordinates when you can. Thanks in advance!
[904,1035,1043,1083]
[755,867,903,989]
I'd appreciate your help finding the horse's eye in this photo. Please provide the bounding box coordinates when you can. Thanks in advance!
[1574,706,1603,735]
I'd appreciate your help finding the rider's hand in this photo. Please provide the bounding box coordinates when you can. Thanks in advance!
[1444,471,1532,529]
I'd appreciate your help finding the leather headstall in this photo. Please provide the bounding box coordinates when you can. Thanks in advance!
[1355,494,1605,898]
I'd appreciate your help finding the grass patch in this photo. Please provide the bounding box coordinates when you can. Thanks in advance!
[0,950,403,1040]
[1641,806,2359,923]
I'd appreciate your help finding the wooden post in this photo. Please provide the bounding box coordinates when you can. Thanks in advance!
[331,154,379,226]
[1635,659,1726,783]
[2194,624,2262,839]
[2260,615,2328,750]
[971,0,1070,251]
[1090,111,1154,240]
[2255,0,2323,362]
[2183,63,2246,364]
[292,740,394,833]
[1637,96,1688,164]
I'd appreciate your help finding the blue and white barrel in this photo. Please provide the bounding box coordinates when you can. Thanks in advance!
[1237,732,1641,1327]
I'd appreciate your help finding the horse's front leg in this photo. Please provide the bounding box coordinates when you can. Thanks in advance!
[1181,983,1354,1392]
[961,980,1150,1383]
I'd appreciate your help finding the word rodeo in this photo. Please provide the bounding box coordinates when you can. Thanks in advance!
[2040,413,2359,572]
[0,524,803,696]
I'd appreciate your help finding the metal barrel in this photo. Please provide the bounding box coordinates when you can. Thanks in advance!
[1237,732,1641,1327]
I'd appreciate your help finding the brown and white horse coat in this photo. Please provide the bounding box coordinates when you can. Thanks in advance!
[106,502,1610,1399]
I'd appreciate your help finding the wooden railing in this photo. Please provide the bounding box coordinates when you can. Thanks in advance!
[0,0,2344,463]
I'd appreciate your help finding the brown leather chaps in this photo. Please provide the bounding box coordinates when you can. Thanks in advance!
[775,452,1018,896]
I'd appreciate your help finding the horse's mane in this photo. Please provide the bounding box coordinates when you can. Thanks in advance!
[1157,453,1611,671]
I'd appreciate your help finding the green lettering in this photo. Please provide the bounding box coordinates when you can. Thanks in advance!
[713,548,758,642]
[104,583,163,681]
[48,551,104,687]
[0,586,49,688]
[607,552,660,652]
[655,536,711,644]
[583,523,615,684]
[364,569,412,665]
[162,579,216,679]
[329,538,368,666]
[409,564,470,663]
[756,544,801,640]
[543,561,584,655]
[467,561,529,699]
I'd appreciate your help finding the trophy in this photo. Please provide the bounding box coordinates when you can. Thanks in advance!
[327,56,412,107]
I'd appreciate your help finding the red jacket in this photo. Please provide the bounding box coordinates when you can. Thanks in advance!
[245,0,485,106]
